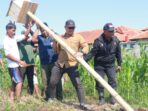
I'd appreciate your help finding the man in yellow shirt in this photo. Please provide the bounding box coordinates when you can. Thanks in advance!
[49,19,89,110]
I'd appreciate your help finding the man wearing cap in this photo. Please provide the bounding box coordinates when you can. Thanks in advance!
[3,21,31,102]
[32,22,63,101]
[49,19,89,109]
[84,23,122,105]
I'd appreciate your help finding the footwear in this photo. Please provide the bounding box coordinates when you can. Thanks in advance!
[98,92,105,105]
[110,96,116,105]
[47,98,55,103]
[44,97,49,101]
[99,97,105,105]
[80,103,88,110]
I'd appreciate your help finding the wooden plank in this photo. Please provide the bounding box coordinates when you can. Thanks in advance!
[25,3,38,24]
[17,1,30,23]
[18,1,38,24]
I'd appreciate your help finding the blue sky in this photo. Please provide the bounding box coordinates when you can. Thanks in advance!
[0,0,148,45]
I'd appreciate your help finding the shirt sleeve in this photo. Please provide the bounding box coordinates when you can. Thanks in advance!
[3,39,11,56]
[15,35,25,42]
[83,39,100,61]
[116,41,122,66]
[79,35,89,54]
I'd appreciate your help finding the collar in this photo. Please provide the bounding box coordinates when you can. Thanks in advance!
[6,34,14,39]
[102,34,113,42]
[63,33,74,38]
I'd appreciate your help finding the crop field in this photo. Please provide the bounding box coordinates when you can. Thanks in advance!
[0,46,148,111]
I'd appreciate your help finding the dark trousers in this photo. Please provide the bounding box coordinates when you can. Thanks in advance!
[20,65,34,95]
[95,66,117,93]
[41,64,63,100]
[49,62,85,104]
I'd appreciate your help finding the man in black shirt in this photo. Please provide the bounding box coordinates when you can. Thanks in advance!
[84,23,122,105]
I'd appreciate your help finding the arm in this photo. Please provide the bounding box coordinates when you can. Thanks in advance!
[83,39,100,61]
[4,42,27,67]
[6,54,27,67]
[15,23,32,42]
[53,40,61,54]
[116,42,122,66]
[30,30,34,36]
[79,35,89,54]
[32,24,40,43]
[74,35,89,58]
[23,22,32,38]
[24,22,34,36]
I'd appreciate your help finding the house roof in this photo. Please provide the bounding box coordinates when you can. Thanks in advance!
[79,29,102,43]
[78,26,148,43]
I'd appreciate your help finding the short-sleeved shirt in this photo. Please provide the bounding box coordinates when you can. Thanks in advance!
[18,40,35,64]
[57,33,88,68]
[3,35,25,68]
[38,35,58,65]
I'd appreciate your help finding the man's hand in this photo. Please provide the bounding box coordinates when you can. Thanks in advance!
[24,21,34,29]
[74,52,83,58]
[116,66,121,72]
[19,60,27,67]
[35,23,40,29]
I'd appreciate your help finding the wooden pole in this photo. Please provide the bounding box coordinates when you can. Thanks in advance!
[27,11,134,111]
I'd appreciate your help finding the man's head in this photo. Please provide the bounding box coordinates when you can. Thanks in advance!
[40,22,49,37]
[6,21,16,37]
[65,19,75,36]
[103,23,115,39]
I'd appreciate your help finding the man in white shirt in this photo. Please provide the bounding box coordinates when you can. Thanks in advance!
[3,21,31,102]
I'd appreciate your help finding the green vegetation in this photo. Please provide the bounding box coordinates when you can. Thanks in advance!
[0,46,148,110]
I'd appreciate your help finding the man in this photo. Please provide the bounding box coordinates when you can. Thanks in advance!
[18,24,35,95]
[3,21,30,102]
[84,23,122,105]
[32,22,63,100]
[49,19,89,109]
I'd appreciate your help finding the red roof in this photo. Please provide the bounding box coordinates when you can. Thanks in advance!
[78,26,148,43]
[130,31,148,40]
[79,29,102,43]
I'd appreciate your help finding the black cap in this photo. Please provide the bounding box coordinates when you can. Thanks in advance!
[103,23,115,32]
[6,21,16,30]
[65,19,75,27]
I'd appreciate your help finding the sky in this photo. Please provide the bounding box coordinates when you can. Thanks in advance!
[0,0,148,45]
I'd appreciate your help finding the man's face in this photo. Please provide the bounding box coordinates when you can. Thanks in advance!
[7,28,16,38]
[104,30,114,38]
[65,26,75,36]
[40,28,49,37]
